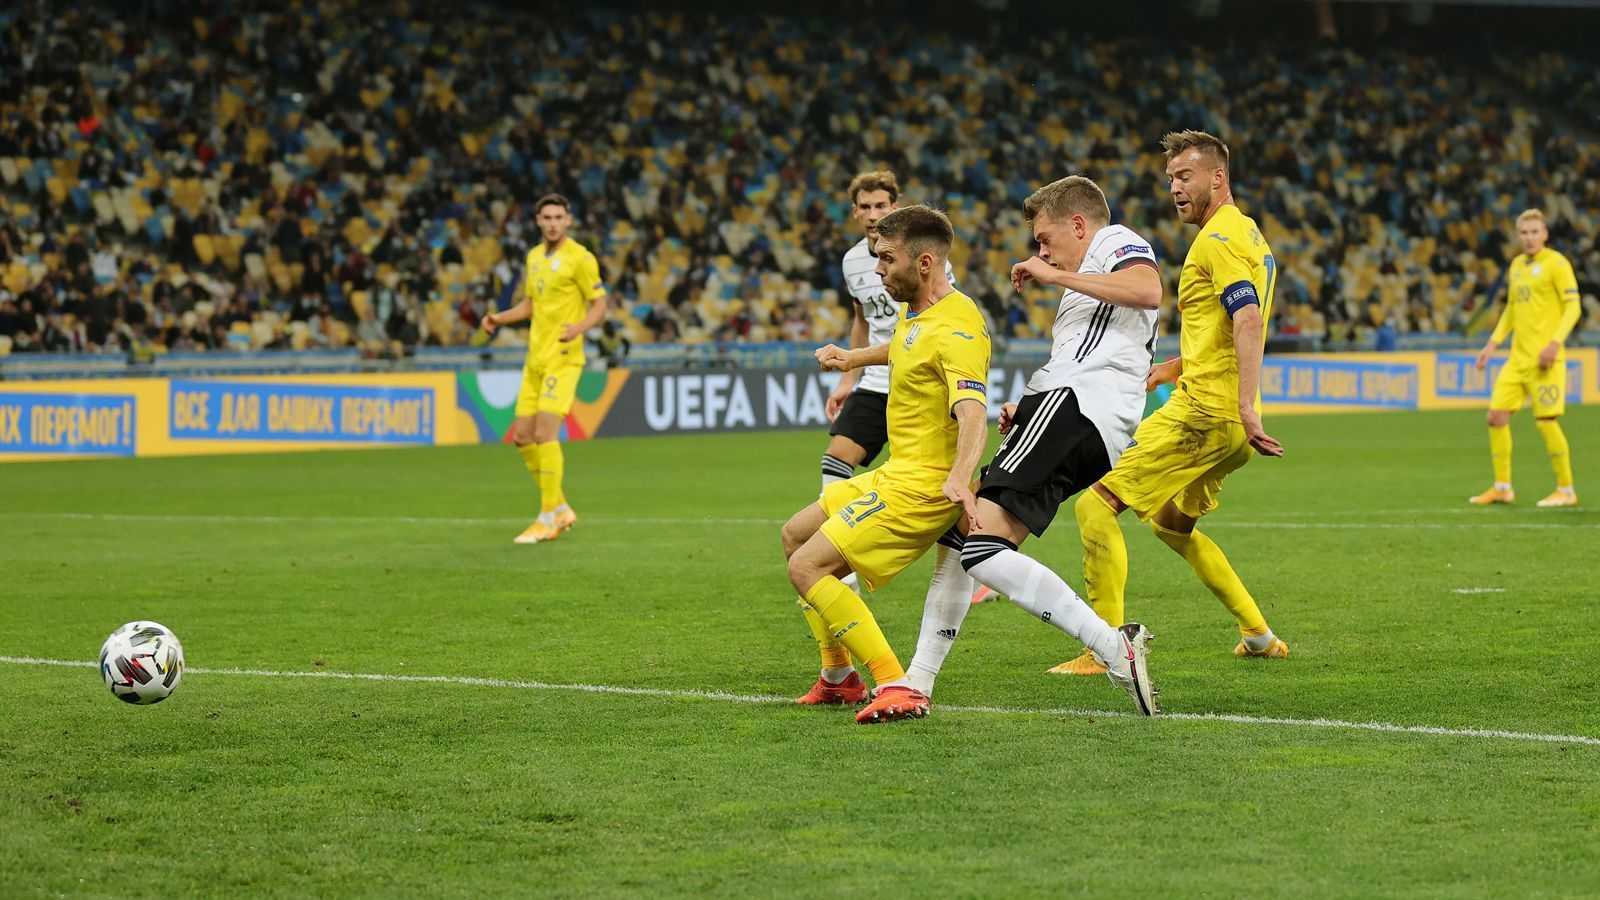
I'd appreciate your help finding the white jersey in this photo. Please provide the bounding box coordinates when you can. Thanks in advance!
[1025,224,1160,465]
[841,237,957,396]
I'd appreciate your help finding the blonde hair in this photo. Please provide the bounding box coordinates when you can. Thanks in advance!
[848,170,901,204]
[1516,208,1546,224]
[1161,130,1230,173]
[1023,175,1111,226]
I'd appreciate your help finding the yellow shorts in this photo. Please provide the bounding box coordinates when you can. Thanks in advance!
[1490,361,1565,418]
[515,353,584,417]
[819,467,962,591]
[1100,390,1251,522]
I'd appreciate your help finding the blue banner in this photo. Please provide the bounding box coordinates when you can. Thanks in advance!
[1435,354,1582,401]
[1261,358,1419,408]
[0,392,137,455]
[168,380,434,444]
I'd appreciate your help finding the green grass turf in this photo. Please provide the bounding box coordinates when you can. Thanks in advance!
[2,406,1599,896]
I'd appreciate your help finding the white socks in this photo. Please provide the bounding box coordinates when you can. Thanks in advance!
[962,535,1121,662]
[1242,631,1277,653]
[903,545,974,696]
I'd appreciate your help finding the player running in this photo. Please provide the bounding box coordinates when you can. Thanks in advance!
[483,194,608,544]
[1469,208,1581,508]
[1055,130,1289,676]
[780,205,988,725]
[896,175,1164,715]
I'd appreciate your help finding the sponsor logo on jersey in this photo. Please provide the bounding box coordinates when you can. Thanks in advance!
[1113,244,1151,258]
[957,380,987,395]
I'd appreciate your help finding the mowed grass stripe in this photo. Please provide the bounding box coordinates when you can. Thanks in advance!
[11,655,1597,748]
[3,511,1598,531]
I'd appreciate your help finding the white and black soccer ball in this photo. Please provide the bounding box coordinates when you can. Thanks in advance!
[100,621,184,705]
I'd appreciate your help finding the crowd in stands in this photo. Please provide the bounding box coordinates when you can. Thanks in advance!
[1,0,1596,359]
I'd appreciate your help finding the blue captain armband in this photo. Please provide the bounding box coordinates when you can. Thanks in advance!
[1220,280,1259,315]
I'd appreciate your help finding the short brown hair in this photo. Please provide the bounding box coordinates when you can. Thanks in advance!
[848,170,900,204]
[535,193,570,214]
[1023,175,1111,226]
[874,204,953,260]
[1161,130,1230,173]
[1516,208,1546,224]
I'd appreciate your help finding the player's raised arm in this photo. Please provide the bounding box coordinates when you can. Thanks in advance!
[815,342,889,371]
[828,304,870,420]
[1012,256,1162,310]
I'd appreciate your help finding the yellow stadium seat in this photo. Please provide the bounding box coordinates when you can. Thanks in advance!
[193,234,217,265]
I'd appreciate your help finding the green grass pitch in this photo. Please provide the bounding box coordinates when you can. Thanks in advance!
[2,406,1598,896]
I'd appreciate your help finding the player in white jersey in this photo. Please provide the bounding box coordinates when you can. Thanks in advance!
[823,170,957,489]
[897,175,1164,715]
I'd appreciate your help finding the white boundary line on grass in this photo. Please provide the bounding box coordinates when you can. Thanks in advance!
[3,511,1598,531]
[6,655,1597,749]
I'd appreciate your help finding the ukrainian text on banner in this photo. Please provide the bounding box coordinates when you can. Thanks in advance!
[168,380,434,444]
[1433,353,1585,403]
[0,392,137,456]
[1261,357,1420,409]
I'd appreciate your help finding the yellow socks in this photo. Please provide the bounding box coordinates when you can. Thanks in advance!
[517,441,567,512]
[803,576,903,685]
[1074,490,1127,627]
[798,598,852,670]
[1536,419,1573,489]
[1151,523,1270,637]
[1489,424,1512,486]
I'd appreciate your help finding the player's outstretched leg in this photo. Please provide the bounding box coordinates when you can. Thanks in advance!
[785,519,922,722]
[1535,418,1578,507]
[782,504,865,704]
[1149,509,1286,659]
[903,537,975,697]
[1048,488,1127,676]
[961,534,1158,715]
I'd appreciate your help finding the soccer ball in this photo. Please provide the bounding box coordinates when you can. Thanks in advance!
[100,621,185,705]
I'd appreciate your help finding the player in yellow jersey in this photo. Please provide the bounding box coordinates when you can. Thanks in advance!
[1055,130,1290,675]
[1469,208,1582,508]
[777,205,989,724]
[482,194,608,543]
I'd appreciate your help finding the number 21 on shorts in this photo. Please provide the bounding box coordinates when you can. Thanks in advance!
[838,491,886,527]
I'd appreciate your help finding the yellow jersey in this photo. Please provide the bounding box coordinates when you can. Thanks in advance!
[1173,204,1276,422]
[524,238,605,363]
[1492,247,1581,374]
[881,290,991,491]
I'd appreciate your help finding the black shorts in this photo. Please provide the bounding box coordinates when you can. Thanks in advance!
[829,389,888,465]
[978,388,1111,537]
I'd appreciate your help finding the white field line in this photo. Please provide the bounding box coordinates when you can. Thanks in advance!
[1452,588,1508,594]
[6,655,1597,749]
[2,511,1597,531]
